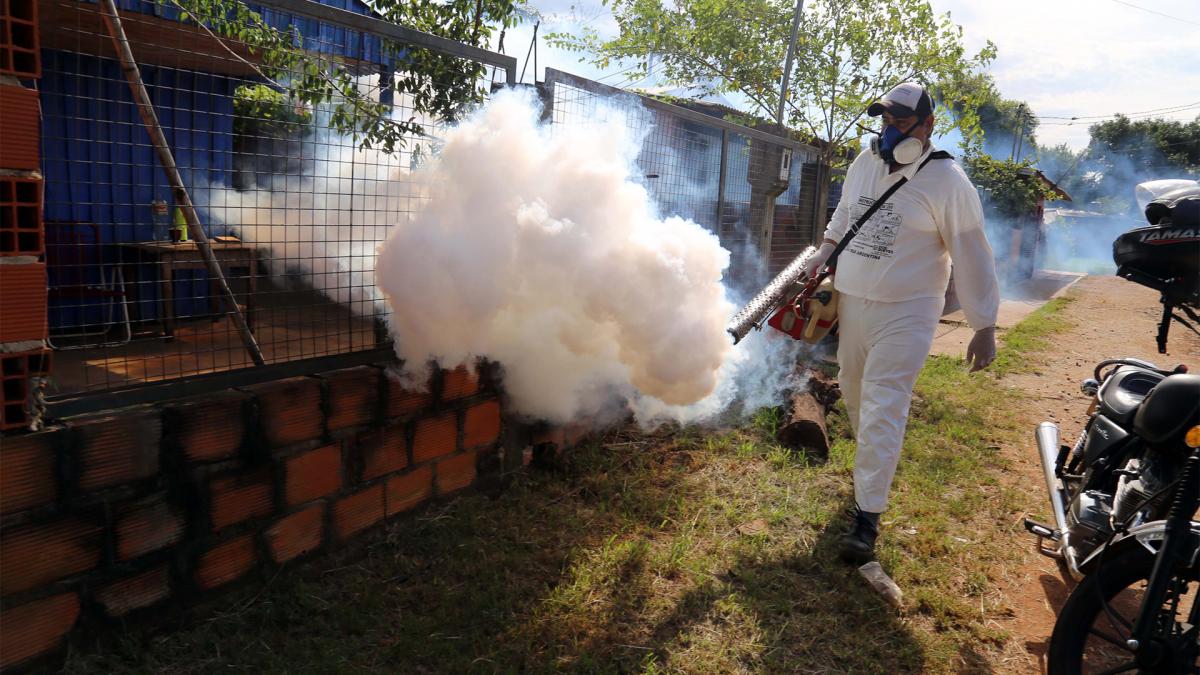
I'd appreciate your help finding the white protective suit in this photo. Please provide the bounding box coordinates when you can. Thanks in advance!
[824,144,999,513]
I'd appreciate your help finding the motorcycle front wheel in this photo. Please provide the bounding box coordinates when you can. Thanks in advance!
[1048,545,1198,674]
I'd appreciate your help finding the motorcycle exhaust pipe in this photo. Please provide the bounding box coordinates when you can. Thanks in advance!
[1036,422,1068,533]
[1036,421,1082,579]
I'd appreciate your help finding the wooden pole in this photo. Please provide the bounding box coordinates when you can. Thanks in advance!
[99,0,265,366]
[775,0,805,126]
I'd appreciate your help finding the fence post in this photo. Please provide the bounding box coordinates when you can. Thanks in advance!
[715,128,728,236]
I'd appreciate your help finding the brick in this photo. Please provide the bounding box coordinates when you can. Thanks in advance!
[412,412,457,463]
[533,423,591,451]
[244,377,323,447]
[0,0,39,78]
[436,450,477,495]
[463,399,501,449]
[0,593,79,671]
[209,469,273,531]
[0,262,46,342]
[384,370,433,419]
[532,427,566,448]
[0,84,39,172]
[333,484,384,540]
[440,365,479,401]
[283,444,341,506]
[265,504,324,564]
[0,427,61,514]
[1,349,50,431]
[195,534,256,590]
[322,366,379,431]
[0,176,42,257]
[167,391,249,463]
[0,517,102,594]
[384,466,432,517]
[68,408,161,492]
[115,499,184,560]
[95,566,170,618]
[359,426,407,481]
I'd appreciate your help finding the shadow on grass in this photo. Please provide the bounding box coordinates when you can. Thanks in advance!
[638,493,926,673]
[63,433,929,674]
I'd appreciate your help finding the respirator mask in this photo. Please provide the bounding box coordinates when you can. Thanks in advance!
[870,123,924,165]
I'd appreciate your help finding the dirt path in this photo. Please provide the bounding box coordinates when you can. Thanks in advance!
[986,275,1200,673]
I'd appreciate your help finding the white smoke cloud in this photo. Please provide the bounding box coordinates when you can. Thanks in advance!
[202,86,804,427]
[201,128,417,318]
[375,88,752,425]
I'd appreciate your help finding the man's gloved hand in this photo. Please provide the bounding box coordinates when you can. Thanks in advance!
[804,242,837,279]
[966,326,996,372]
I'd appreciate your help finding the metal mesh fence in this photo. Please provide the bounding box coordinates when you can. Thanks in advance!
[37,0,511,403]
[544,68,823,293]
[34,5,823,408]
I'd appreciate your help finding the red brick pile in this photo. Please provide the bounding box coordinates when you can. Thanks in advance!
[0,0,48,432]
[0,363,506,670]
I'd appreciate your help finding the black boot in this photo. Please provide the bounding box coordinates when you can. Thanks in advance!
[838,505,880,564]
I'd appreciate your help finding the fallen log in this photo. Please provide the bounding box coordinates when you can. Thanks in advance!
[776,367,841,459]
[778,391,830,458]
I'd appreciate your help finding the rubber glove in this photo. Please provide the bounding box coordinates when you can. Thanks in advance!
[966,326,996,372]
[803,242,837,279]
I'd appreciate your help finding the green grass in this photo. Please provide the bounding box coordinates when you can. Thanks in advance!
[990,296,1073,376]
[64,297,1075,675]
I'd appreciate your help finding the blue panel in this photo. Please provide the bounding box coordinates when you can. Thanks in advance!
[90,0,391,64]
[173,269,212,318]
[40,49,239,327]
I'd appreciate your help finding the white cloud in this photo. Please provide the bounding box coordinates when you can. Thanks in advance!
[930,0,1200,149]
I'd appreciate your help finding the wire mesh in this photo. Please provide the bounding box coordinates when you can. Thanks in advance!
[37,0,503,398]
[37,5,822,402]
[544,69,821,292]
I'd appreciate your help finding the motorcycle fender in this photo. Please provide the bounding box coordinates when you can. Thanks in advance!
[1077,520,1200,575]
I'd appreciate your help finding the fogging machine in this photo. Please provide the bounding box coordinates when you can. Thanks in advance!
[725,151,949,344]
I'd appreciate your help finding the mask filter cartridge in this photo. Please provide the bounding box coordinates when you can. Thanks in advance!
[875,124,924,165]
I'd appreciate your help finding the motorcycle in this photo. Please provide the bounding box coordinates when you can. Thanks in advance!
[1026,180,1200,579]
[1025,358,1193,579]
[1113,180,1200,354]
[1046,390,1200,674]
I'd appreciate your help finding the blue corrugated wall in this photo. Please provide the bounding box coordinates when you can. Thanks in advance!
[41,49,240,326]
[41,0,395,329]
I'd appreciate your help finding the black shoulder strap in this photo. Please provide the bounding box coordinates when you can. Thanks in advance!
[825,152,950,271]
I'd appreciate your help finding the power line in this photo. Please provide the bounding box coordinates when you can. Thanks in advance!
[595,62,644,84]
[1038,104,1200,126]
[1086,136,1200,153]
[1036,97,1200,118]
[1107,0,1200,27]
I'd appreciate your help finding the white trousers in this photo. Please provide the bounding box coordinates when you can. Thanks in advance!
[836,293,944,513]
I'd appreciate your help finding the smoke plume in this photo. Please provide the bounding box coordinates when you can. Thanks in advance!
[203,87,802,427]
[375,88,762,425]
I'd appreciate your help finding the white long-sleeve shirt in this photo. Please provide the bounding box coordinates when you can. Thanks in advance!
[823,145,1000,331]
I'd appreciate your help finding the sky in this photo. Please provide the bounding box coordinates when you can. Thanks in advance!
[493,0,1200,151]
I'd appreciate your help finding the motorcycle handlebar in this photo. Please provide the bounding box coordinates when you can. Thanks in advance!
[1093,358,1187,383]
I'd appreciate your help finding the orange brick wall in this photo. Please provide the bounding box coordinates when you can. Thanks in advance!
[0,361,575,672]
[1,0,47,440]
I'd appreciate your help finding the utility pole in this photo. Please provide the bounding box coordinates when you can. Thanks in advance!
[1014,105,1028,161]
[776,0,805,126]
[1010,103,1026,161]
